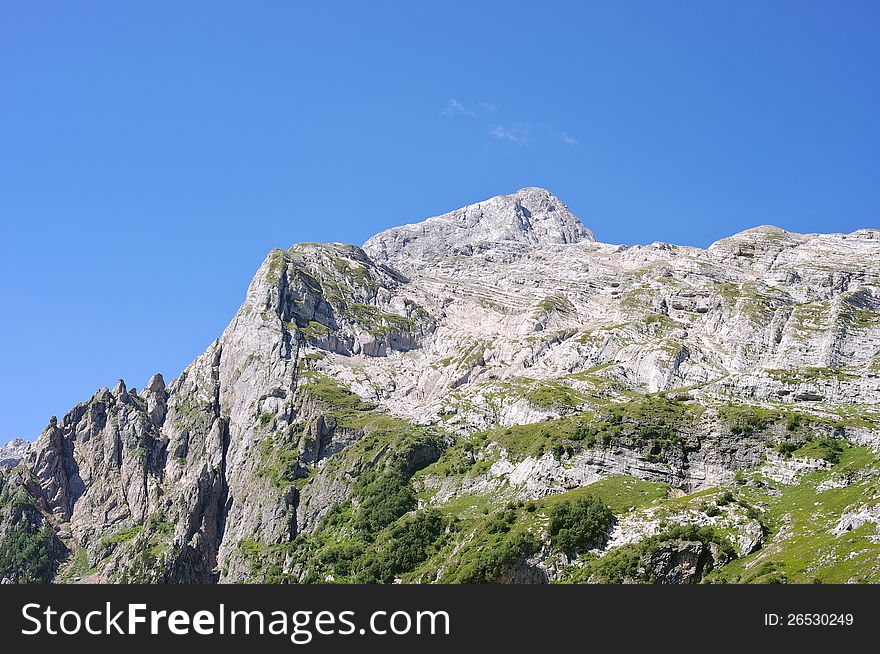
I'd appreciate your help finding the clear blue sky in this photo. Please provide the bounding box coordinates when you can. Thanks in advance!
[2,1,878,444]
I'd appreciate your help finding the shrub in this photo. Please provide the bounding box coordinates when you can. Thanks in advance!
[453,531,540,583]
[356,509,450,583]
[485,507,518,534]
[721,405,770,435]
[800,437,845,464]
[785,414,803,432]
[548,495,614,554]
[775,441,799,457]
[353,462,416,536]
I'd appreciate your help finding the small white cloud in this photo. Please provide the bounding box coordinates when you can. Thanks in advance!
[560,132,579,146]
[444,98,476,116]
[489,123,531,146]
[479,101,498,113]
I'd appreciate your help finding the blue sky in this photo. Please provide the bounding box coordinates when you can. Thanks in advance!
[1,1,879,444]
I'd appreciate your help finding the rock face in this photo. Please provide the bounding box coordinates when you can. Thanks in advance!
[363,187,594,272]
[2,187,880,584]
[632,539,731,584]
[0,439,31,469]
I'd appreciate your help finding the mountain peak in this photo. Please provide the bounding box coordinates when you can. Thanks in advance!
[363,187,593,270]
[0,437,31,469]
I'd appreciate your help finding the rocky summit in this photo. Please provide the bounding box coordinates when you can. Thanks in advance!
[2,187,880,584]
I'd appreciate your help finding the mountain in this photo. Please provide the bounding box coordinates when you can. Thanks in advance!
[2,187,880,584]
[0,439,30,469]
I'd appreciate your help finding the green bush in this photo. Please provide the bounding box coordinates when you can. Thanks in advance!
[716,490,734,506]
[701,503,721,517]
[453,531,540,583]
[775,441,800,457]
[798,436,844,464]
[574,396,693,455]
[785,414,803,432]
[720,405,771,435]
[353,462,416,536]
[485,506,518,534]
[318,541,368,580]
[355,509,450,583]
[548,495,614,554]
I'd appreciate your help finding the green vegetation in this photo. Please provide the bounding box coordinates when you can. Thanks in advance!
[257,411,277,428]
[706,443,880,583]
[146,512,173,540]
[257,428,306,489]
[488,417,580,461]
[416,436,481,479]
[448,530,539,583]
[58,546,96,582]
[264,249,287,284]
[716,401,873,438]
[115,514,177,583]
[548,495,614,554]
[540,476,669,515]
[99,525,143,548]
[713,281,777,324]
[843,307,880,331]
[299,372,376,424]
[523,380,585,410]
[793,436,845,464]
[282,506,455,584]
[331,257,376,290]
[234,373,447,583]
[438,341,487,371]
[347,303,415,339]
[0,519,57,583]
[767,367,859,384]
[435,503,541,583]
[120,538,164,583]
[789,301,830,339]
[537,294,574,315]
[297,320,331,341]
[10,342,871,587]
[296,375,444,493]
[355,510,451,583]
[482,376,588,412]
[718,404,774,435]
[645,313,678,328]
[574,394,697,459]
[352,461,418,535]
[458,394,702,464]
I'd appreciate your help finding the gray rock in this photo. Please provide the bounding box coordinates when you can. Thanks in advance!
[0,438,31,469]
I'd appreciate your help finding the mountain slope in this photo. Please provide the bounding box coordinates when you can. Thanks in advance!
[2,188,879,584]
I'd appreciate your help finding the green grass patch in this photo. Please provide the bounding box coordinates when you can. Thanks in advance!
[99,525,142,548]
[706,444,880,583]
